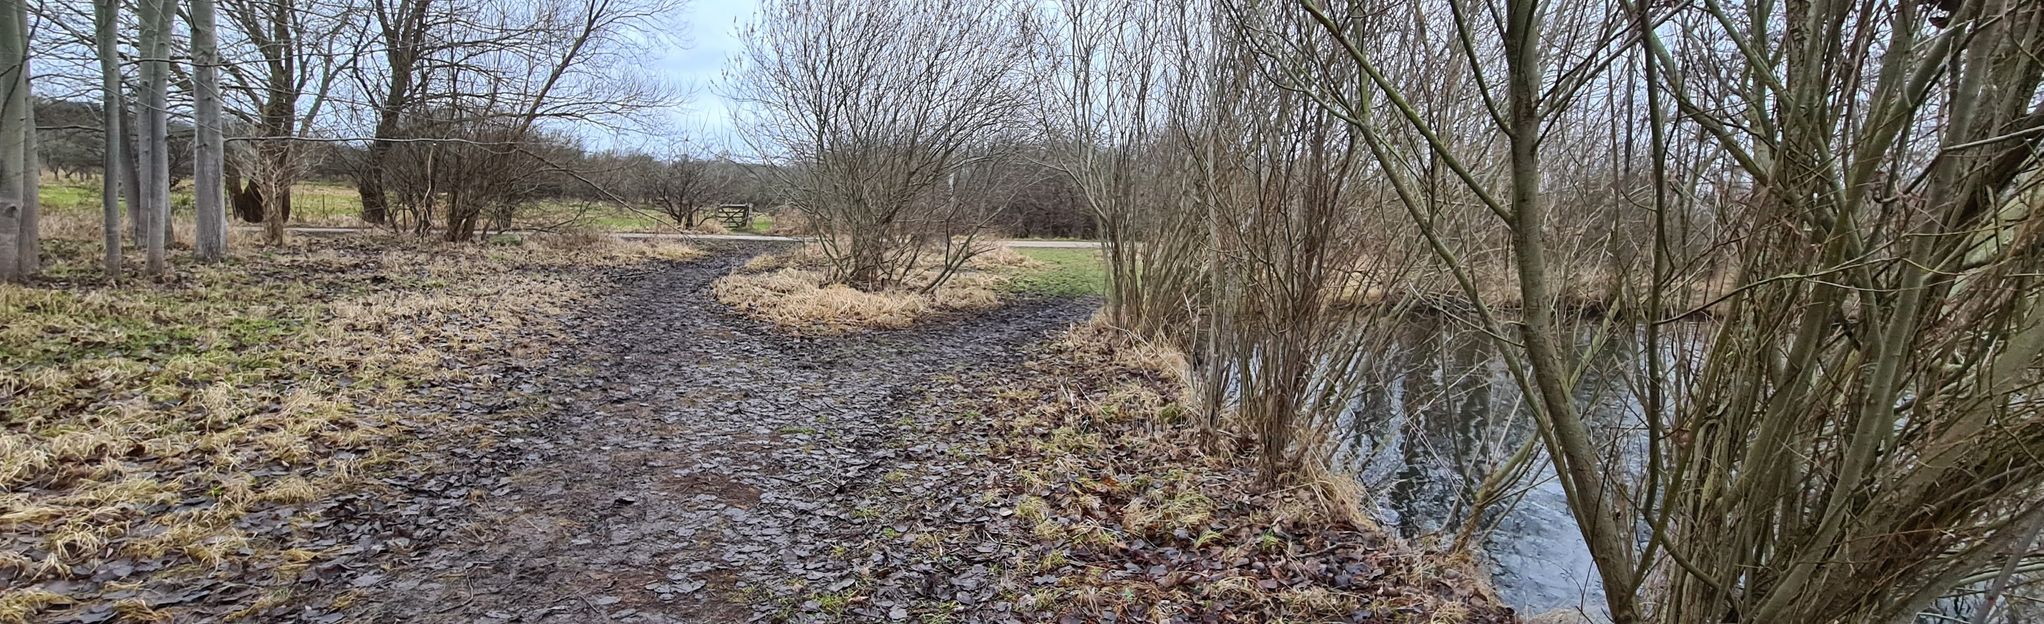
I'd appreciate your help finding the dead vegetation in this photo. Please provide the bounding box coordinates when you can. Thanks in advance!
[0,233,698,622]
[978,318,1511,622]
[712,243,1041,334]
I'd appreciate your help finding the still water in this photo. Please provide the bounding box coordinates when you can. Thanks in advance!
[1327,318,2037,623]
[1335,317,1658,619]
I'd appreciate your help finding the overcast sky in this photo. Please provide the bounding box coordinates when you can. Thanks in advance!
[605,0,759,156]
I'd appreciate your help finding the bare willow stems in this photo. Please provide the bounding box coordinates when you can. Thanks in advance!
[730,0,1030,291]
[1033,0,1190,332]
[1270,0,2044,620]
[1635,0,2044,621]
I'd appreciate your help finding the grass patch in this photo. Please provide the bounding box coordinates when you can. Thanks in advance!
[1005,248,1105,297]
[0,229,698,621]
[36,174,678,233]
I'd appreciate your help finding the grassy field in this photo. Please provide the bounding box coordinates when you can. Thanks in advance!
[1009,248,1106,296]
[33,175,784,235]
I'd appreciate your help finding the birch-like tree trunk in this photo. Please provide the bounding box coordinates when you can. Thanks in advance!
[192,0,227,260]
[15,52,32,277]
[120,94,141,243]
[95,0,124,276]
[0,0,33,281]
[137,0,171,275]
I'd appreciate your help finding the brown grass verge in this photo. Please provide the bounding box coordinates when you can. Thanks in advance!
[0,230,698,622]
[979,317,1513,622]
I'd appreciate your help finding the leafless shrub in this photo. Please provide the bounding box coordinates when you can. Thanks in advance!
[1281,0,2044,621]
[764,208,810,236]
[729,0,1031,291]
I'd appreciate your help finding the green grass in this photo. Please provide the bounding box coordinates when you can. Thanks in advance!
[1008,248,1107,297]
[37,178,100,212]
[36,175,675,232]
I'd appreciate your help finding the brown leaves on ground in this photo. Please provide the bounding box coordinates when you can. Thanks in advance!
[0,234,699,623]
[980,318,1515,623]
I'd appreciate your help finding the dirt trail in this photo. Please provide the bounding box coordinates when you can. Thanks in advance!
[288,246,1091,623]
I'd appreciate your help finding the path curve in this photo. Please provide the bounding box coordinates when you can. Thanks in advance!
[287,244,1093,623]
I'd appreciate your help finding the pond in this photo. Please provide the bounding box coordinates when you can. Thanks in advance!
[1335,317,1666,620]
[1326,317,2039,623]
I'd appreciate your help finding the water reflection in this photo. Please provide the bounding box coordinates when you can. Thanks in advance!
[1329,317,2036,623]
[1336,316,1650,619]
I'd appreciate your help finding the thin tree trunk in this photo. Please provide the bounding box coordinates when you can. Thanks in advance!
[138,0,171,275]
[192,0,227,260]
[0,0,25,282]
[1500,0,1640,621]
[120,94,142,242]
[16,45,34,277]
[95,0,123,277]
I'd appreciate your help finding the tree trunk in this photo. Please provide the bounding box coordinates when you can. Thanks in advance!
[1500,0,1640,621]
[120,95,142,242]
[356,153,390,224]
[0,0,25,280]
[191,0,227,260]
[138,0,171,275]
[0,201,15,281]
[95,0,123,277]
[444,199,478,242]
[356,112,406,225]
[16,53,35,277]
[0,0,34,280]
[226,159,264,222]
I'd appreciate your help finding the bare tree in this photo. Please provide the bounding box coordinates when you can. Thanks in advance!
[635,155,728,229]
[1030,0,1208,333]
[351,0,438,225]
[217,0,358,244]
[729,0,1031,291]
[359,0,680,240]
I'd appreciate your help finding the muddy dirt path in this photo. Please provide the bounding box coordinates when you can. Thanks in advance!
[290,246,1092,623]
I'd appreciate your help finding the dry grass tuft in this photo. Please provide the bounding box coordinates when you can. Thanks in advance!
[764,209,811,236]
[0,588,72,624]
[711,244,1011,334]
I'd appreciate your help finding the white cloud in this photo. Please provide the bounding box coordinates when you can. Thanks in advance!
[644,0,758,155]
